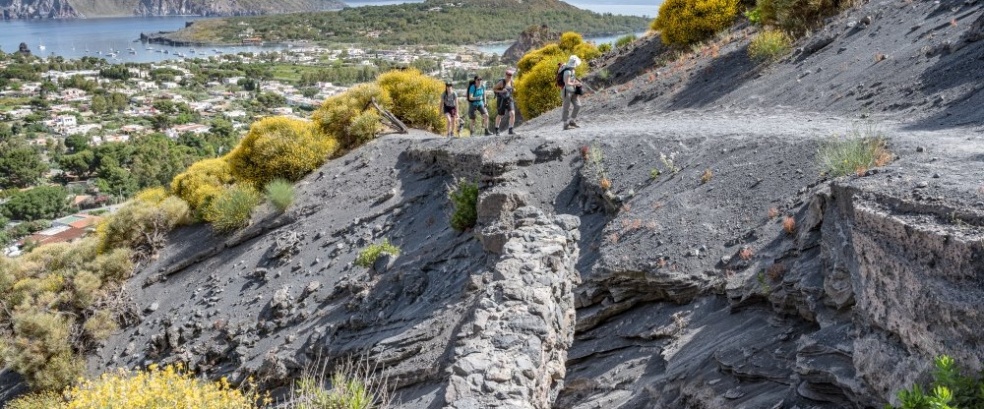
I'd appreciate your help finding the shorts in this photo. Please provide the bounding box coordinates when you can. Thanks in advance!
[468,104,488,119]
[496,98,514,116]
[443,105,457,117]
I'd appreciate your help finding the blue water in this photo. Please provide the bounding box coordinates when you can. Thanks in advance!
[0,0,656,63]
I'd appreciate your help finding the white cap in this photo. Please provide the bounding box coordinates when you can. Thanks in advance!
[568,55,581,67]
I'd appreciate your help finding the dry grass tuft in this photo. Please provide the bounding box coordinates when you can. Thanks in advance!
[783,216,797,235]
[768,207,779,219]
[766,263,787,281]
[700,168,713,184]
[739,247,755,261]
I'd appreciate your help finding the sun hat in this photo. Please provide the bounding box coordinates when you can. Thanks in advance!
[505,68,515,75]
[568,55,581,67]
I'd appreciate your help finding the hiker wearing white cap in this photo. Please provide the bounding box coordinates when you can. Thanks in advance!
[493,68,517,135]
[559,55,582,130]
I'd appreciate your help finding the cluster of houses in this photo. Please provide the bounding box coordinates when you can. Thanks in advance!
[2,212,104,257]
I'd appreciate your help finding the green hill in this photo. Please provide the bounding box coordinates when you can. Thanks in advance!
[162,0,651,46]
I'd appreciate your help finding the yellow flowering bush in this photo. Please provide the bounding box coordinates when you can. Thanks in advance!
[134,187,169,204]
[170,158,235,211]
[4,391,65,409]
[64,364,264,409]
[0,238,134,391]
[651,0,739,46]
[226,116,339,188]
[377,69,445,132]
[313,83,392,151]
[514,32,598,120]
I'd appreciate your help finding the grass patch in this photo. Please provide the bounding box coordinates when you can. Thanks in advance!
[448,180,479,232]
[265,179,295,213]
[355,239,400,268]
[204,185,261,232]
[818,127,892,177]
[748,29,792,62]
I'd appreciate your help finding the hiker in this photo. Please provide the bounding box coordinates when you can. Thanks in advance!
[492,68,517,135]
[440,81,459,137]
[466,75,491,136]
[559,55,582,130]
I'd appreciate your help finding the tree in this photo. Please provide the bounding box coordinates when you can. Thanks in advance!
[64,134,90,152]
[151,114,172,131]
[91,95,107,114]
[95,159,138,200]
[1,186,69,221]
[0,123,12,141]
[58,150,95,177]
[0,146,48,188]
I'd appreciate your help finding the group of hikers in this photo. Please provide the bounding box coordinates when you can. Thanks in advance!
[440,55,584,137]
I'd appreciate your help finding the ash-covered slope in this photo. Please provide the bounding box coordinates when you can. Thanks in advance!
[577,0,984,130]
[80,0,984,408]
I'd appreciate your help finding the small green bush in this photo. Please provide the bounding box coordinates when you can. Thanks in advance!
[448,180,479,232]
[598,43,613,53]
[615,34,637,48]
[355,239,400,268]
[890,355,984,409]
[748,29,792,61]
[265,179,295,213]
[204,185,261,233]
[818,128,892,177]
[293,371,382,409]
[651,0,739,46]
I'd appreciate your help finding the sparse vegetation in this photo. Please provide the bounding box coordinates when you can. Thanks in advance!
[651,0,739,46]
[449,179,479,232]
[265,179,295,213]
[739,247,755,261]
[783,216,797,234]
[660,152,680,174]
[748,29,792,61]
[768,207,779,219]
[355,239,401,268]
[818,128,893,177]
[96,192,191,256]
[756,0,841,34]
[615,34,637,48]
[650,168,662,180]
[766,263,786,281]
[890,355,984,409]
[700,168,713,184]
[292,372,381,409]
[203,185,261,232]
[600,177,612,190]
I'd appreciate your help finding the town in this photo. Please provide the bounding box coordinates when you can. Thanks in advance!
[0,43,504,256]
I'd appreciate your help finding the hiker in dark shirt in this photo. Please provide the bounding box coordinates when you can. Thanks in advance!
[492,68,517,135]
[440,81,459,137]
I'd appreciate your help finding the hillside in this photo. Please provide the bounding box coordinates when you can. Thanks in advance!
[156,0,650,46]
[0,0,343,19]
[2,0,984,408]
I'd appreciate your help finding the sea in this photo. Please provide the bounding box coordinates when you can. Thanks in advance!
[0,0,656,63]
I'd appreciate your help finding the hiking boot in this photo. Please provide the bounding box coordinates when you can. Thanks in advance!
[508,128,514,135]
[563,124,571,131]
[568,121,580,128]
[484,128,492,136]
[494,126,499,136]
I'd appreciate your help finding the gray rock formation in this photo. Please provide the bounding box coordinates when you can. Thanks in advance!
[1,0,77,19]
[502,25,559,64]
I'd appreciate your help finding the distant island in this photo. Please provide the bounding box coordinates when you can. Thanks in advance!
[0,0,345,20]
[149,0,651,46]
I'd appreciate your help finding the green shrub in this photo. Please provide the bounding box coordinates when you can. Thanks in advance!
[615,34,637,48]
[170,158,235,211]
[293,372,381,409]
[598,43,612,53]
[1,186,69,222]
[757,0,839,33]
[448,180,479,232]
[355,239,401,268]
[377,69,445,132]
[748,29,792,61]
[313,83,393,152]
[514,32,598,120]
[4,309,83,391]
[227,116,339,188]
[890,355,984,409]
[96,196,190,256]
[265,179,295,213]
[203,185,261,232]
[818,128,892,177]
[651,0,739,46]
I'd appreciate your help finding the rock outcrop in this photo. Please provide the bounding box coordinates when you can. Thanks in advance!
[502,25,559,64]
[1,0,78,19]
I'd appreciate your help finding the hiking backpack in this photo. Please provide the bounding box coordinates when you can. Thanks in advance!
[555,66,572,88]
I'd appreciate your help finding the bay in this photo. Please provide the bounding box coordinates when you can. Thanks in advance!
[0,0,657,63]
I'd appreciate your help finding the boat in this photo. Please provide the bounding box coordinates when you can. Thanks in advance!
[129,50,136,55]
[163,50,169,54]
[38,39,45,51]
[146,46,154,51]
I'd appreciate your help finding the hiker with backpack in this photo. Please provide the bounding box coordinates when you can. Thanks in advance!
[558,55,583,131]
[492,68,517,135]
[466,75,491,136]
[440,81,460,137]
